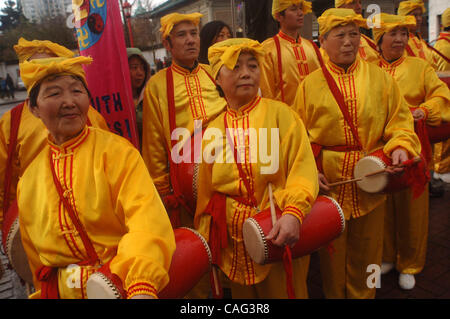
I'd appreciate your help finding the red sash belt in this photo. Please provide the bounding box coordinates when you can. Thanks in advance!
[310,143,362,173]
[36,266,59,299]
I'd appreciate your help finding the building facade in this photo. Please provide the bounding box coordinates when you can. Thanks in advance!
[20,0,72,23]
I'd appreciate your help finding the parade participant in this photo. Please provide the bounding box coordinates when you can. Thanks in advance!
[194,38,319,299]
[141,12,227,299]
[259,0,320,105]
[127,47,151,147]
[16,55,176,299]
[1,38,108,242]
[334,0,379,63]
[432,8,450,186]
[398,0,437,68]
[199,20,232,64]
[372,12,450,290]
[142,12,226,227]
[292,8,421,298]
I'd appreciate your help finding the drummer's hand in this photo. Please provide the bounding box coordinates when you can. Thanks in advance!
[131,294,156,299]
[412,108,426,122]
[387,148,409,174]
[318,173,330,192]
[266,214,300,248]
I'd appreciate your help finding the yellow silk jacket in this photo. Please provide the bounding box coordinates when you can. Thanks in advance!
[377,55,450,126]
[433,32,450,72]
[142,62,226,196]
[260,31,321,105]
[406,33,437,69]
[0,103,108,228]
[293,57,421,220]
[194,96,319,285]
[17,127,175,299]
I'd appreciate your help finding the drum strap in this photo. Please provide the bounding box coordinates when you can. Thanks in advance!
[424,41,450,63]
[310,42,363,151]
[361,34,379,52]
[273,34,285,103]
[49,151,100,266]
[405,44,416,57]
[2,103,24,218]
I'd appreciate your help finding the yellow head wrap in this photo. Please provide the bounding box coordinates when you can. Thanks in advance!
[271,0,312,18]
[13,38,75,63]
[19,56,92,94]
[371,13,416,45]
[335,0,355,8]
[159,12,203,39]
[317,8,367,36]
[208,38,265,79]
[397,1,426,16]
[443,7,450,29]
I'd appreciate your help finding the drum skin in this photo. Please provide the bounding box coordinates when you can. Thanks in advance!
[1,200,33,284]
[87,228,211,299]
[243,196,345,265]
[159,227,211,299]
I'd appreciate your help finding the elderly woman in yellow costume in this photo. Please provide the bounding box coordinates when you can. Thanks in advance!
[194,38,318,298]
[259,0,321,105]
[371,13,450,290]
[0,39,108,289]
[398,0,437,69]
[432,7,450,187]
[16,56,175,299]
[292,8,421,298]
[142,12,226,228]
[334,0,379,63]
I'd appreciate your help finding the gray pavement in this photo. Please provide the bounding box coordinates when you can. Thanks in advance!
[0,90,27,117]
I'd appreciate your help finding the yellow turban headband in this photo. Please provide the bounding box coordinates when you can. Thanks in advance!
[208,38,265,80]
[397,1,426,16]
[371,13,416,45]
[13,38,75,63]
[443,7,450,29]
[20,56,92,94]
[272,0,312,18]
[335,0,355,8]
[317,8,367,36]
[159,12,203,39]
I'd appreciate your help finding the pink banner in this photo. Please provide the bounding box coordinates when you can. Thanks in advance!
[73,0,139,148]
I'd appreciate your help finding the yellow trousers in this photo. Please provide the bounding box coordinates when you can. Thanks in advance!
[227,255,310,299]
[383,186,429,274]
[318,204,385,299]
[434,140,450,174]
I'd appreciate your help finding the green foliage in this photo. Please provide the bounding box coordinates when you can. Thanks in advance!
[0,15,78,62]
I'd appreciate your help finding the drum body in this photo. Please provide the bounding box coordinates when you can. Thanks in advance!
[1,200,33,284]
[242,195,345,265]
[427,122,450,144]
[86,227,211,299]
[354,149,411,194]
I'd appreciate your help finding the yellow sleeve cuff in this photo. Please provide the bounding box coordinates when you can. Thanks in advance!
[282,206,305,224]
[127,282,158,299]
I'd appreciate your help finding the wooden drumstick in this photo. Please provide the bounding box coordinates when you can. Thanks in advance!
[268,183,277,226]
[327,177,363,187]
[212,266,221,297]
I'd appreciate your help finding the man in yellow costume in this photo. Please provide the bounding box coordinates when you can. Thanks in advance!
[142,12,226,228]
[141,12,227,298]
[0,39,108,294]
[16,55,175,299]
[195,38,318,298]
[334,0,379,63]
[398,0,437,69]
[372,12,450,290]
[292,8,421,298]
[432,7,450,187]
[259,0,321,105]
